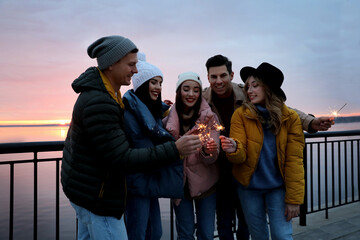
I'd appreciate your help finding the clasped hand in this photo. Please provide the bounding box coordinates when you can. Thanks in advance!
[219,135,237,153]
[203,138,218,155]
[175,135,218,157]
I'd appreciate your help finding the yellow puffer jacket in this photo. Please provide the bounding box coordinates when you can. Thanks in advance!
[227,104,305,204]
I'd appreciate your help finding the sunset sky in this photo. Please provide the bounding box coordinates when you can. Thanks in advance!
[1,0,359,124]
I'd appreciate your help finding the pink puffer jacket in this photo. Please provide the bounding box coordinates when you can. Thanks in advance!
[163,98,220,203]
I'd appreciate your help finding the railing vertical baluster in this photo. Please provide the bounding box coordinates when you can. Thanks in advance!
[56,160,60,240]
[317,143,321,211]
[300,141,307,226]
[345,141,348,203]
[9,163,14,240]
[170,201,174,240]
[325,137,328,219]
[34,151,38,240]
[358,140,360,201]
[338,141,341,205]
[310,143,314,212]
[351,141,355,202]
[331,142,335,207]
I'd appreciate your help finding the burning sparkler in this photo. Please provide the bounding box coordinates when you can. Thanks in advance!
[196,120,225,145]
[330,103,347,118]
[195,119,225,157]
[214,123,225,132]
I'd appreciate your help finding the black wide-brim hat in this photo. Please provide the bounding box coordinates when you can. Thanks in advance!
[240,62,286,101]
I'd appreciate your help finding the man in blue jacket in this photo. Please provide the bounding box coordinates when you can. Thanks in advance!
[61,35,201,240]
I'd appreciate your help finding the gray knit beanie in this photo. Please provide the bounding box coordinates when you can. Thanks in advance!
[87,35,137,70]
[132,52,163,92]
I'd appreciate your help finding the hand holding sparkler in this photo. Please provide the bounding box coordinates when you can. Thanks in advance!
[202,138,218,156]
[175,135,201,156]
[310,116,335,131]
[310,103,346,132]
[219,135,237,153]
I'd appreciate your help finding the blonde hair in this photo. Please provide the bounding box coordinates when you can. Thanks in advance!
[243,76,284,135]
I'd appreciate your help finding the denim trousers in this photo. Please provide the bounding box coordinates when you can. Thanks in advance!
[174,192,216,240]
[70,201,128,240]
[125,195,162,240]
[237,184,293,240]
[216,177,249,240]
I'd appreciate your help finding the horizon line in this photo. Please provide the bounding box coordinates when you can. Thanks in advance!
[1,114,360,127]
[0,120,70,127]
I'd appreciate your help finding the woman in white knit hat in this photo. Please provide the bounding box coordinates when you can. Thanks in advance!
[162,72,220,240]
[122,52,185,240]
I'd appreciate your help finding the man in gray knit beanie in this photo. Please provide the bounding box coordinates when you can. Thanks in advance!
[87,35,138,70]
[61,35,202,240]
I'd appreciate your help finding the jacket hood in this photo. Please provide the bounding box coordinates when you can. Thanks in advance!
[123,89,173,140]
[71,67,107,94]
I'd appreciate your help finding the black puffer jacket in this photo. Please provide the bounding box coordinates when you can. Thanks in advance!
[61,67,179,219]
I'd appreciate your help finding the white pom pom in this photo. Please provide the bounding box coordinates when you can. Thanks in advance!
[137,52,146,62]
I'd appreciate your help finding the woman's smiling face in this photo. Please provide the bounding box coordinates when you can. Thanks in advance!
[180,80,201,110]
[246,76,265,105]
[148,76,162,101]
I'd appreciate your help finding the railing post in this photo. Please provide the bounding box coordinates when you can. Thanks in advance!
[34,151,38,240]
[170,200,174,240]
[9,163,14,240]
[357,140,360,201]
[56,160,60,240]
[300,142,307,226]
[325,137,328,219]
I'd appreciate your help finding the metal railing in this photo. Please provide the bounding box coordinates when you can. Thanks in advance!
[0,141,64,240]
[299,130,360,225]
[1,130,360,239]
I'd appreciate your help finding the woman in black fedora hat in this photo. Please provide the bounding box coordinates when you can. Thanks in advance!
[220,62,305,240]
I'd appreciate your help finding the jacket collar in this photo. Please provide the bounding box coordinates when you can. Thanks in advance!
[243,104,292,123]
[203,82,245,108]
[98,68,124,109]
[163,97,215,139]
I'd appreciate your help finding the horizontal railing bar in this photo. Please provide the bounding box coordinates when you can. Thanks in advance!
[304,130,360,138]
[0,157,62,165]
[0,141,64,154]
[306,139,359,144]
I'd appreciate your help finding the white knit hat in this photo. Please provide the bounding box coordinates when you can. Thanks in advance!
[176,71,202,91]
[132,52,163,91]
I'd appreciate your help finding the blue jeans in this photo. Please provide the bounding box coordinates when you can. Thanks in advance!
[216,177,249,240]
[174,192,216,240]
[237,184,293,240]
[70,201,128,240]
[125,195,162,240]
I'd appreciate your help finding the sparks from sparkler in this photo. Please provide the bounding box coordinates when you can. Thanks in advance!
[196,119,225,145]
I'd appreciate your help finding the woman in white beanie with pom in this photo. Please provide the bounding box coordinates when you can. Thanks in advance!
[122,52,184,240]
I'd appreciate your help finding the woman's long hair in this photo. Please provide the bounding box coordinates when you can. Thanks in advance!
[175,82,202,135]
[243,76,285,135]
[135,80,163,119]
